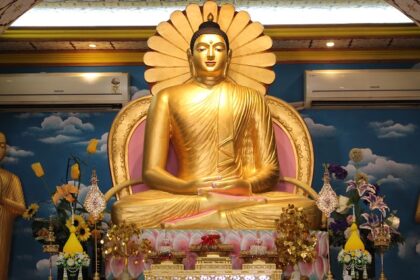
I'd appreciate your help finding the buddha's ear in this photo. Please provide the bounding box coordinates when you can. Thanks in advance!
[223,49,232,78]
[187,49,196,78]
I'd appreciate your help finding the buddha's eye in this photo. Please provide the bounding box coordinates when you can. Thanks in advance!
[196,46,207,52]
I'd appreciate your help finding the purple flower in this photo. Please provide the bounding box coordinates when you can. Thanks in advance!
[361,193,389,217]
[329,219,348,233]
[328,164,348,180]
[360,213,380,231]
[346,180,376,197]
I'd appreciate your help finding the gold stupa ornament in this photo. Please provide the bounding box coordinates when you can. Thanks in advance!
[316,166,338,217]
[144,0,275,95]
[84,169,106,220]
[63,225,83,254]
[338,219,372,279]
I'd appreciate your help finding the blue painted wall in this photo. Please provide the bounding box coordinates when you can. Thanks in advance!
[1,62,419,279]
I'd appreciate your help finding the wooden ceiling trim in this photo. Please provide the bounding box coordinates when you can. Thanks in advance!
[1,24,419,41]
[0,49,419,66]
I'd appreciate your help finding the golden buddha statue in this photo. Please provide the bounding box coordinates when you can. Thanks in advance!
[111,5,321,230]
[0,132,26,280]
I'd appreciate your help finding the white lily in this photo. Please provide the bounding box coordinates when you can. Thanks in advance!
[336,195,350,214]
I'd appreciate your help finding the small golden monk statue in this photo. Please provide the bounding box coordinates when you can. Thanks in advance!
[112,9,320,229]
[0,132,26,280]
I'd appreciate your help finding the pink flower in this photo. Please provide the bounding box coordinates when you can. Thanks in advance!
[110,256,125,278]
[127,255,144,278]
[362,193,389,217]
[346,215,354,225]
[172,233,190,252]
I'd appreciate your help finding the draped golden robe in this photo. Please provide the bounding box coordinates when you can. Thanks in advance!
[0,168,25,280]
[112,81,319,229]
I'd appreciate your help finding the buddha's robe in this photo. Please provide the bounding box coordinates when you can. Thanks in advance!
[0,168,25,280]
[112,81,319,229]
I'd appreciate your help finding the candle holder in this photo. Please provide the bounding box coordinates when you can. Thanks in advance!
[373,223,391,280]
[42,218,59,280]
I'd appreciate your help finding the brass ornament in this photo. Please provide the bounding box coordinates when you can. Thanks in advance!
[144,1,275,95]
[275,204,317,269]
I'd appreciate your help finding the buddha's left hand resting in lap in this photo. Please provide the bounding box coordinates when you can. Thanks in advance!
[112,17,320,229]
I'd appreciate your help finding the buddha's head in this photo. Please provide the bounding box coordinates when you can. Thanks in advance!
[189,14,231,84]
[0,132,6,162]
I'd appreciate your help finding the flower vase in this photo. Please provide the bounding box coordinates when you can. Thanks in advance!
[65,268,80,280]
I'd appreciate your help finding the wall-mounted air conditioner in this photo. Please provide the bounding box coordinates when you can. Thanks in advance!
[305,69,420,108]
[0,72,130,110]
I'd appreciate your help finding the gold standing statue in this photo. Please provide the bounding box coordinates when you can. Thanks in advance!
[110,1,320,229]
[0,132,26,280]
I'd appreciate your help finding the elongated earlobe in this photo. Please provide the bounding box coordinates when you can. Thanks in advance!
[187,49,196,78]
[223,49,232,78]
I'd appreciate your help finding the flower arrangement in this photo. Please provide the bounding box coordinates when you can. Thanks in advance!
[275,204,317,269]
[22,138,108,278]
[328,148,403,249]
[338,249,372,267]
[56,252,90,276]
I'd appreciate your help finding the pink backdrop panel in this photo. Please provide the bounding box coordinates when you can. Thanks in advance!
[273,124,297,193]
[128,120,178,193]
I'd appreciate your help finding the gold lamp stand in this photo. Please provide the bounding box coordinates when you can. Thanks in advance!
[43,218,59,280]
[373,223,391,280]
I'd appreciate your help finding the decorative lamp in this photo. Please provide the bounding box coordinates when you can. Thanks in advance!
[83,169,106,280]
[316,165,338,280]
[43,218,59,280]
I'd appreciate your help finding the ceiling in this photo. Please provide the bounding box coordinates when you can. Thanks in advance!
[0,0,419,65]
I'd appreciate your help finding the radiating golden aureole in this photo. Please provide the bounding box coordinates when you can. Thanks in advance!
[108,1,320,229]
[0,132,26,280]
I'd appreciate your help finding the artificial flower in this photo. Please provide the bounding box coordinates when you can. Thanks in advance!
[70,163,80,180]
[349,148,363,163]
[77,224,91,242]
[328,164,348,180]
[22,203,39,220]
[346,180,375,197]
[31,162,45,177]
[355,172,369,184]
[87,139,99,154]
[361,193,389,217]
[52,183,78,205]
[66,214,86,231]
[336,195,350,214]
[386,214,400,230]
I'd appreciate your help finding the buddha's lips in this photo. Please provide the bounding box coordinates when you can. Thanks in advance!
[205,61,216,67]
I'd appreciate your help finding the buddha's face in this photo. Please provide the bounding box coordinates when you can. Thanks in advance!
[0,133,6,162]
[191,34,229,79]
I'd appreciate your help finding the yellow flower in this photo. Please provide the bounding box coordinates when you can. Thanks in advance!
[355,172,369,184]
[349,148,363,163]
[66,214,86,231]
[87,139,99,154]
[52,184,78,205]
[70,163,80,180]
[31,162,45,177]
[77,224,91,242]
[22,203,39,220]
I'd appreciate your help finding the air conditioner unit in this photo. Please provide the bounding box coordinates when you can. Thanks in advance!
[0,72,130,110]
[305,69,420,108]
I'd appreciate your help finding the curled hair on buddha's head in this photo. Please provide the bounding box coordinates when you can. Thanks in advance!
[190,13,230,52]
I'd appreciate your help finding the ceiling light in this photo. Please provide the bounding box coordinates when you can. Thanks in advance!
[88,44,97,48]
[326,41,335,47]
